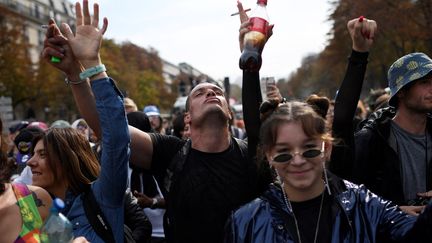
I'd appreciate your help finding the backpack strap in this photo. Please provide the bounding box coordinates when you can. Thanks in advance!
[81,184,116,243]
[164,139,191,193]
[233,137,248,158]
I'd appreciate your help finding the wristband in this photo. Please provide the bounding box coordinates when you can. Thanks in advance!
[64,77,87,85]
[150,198,158,209]
[79,64,106,80]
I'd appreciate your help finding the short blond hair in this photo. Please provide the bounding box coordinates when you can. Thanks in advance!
[124,97,138,112]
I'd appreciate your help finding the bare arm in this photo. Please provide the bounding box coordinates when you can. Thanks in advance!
[28,185,52,221]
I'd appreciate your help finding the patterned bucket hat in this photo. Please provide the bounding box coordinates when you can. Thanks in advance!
[388,52,432,106]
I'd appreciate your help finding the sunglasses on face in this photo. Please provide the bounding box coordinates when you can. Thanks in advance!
[271,142,325,163]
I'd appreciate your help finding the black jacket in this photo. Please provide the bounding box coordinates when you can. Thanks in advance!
[353,107,432,205]
[124,188,152,243]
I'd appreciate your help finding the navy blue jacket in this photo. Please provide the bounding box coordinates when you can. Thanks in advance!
[225,172,432,243]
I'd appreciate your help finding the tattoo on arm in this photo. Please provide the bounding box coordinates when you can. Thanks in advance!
[31,191,46,207]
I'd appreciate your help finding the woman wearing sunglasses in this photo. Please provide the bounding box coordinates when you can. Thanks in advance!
[225,100,432,242]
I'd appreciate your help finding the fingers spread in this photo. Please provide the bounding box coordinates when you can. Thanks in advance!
[75,2,83,26]
[92,3,99,28]
[101,17,108,35]
[83,0,91,25]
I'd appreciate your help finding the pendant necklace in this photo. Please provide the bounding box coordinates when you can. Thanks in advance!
[281,183,324,243]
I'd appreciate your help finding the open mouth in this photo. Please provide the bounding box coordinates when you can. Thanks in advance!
[32,171,42,176]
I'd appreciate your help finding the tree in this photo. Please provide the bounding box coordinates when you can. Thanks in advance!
[285,0,432,100]
[0,7,37,118]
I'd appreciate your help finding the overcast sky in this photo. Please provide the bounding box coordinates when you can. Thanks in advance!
[95,0,333,85]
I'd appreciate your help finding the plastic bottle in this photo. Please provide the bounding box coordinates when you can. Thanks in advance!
[239,0,270,72]
[41,198,74,243]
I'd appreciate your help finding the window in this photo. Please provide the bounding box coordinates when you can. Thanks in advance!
[34,4,40,18]
[62,2,68,15]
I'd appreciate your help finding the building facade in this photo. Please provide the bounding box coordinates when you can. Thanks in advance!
[0,0,75,64]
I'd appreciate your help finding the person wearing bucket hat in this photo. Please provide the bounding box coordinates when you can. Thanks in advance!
[388,52,432,107]
[354,52,432,216]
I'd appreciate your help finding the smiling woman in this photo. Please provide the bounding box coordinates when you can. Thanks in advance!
[225,100,432,243]
[0,117,52,242]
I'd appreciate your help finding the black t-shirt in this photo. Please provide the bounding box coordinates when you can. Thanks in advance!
[290,191,332,243]
[150,133,260,243]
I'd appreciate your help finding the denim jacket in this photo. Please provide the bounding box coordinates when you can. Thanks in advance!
[62,78,130,242]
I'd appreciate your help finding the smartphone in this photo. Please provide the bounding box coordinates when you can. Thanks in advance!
[266,77,275,89]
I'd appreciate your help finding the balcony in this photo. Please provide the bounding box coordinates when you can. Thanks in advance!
[0,0,52,23]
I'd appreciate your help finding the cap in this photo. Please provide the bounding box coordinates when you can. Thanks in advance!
[388,52,432,106]
[8,121,29,134]
[13,127,43,164]
[71,118,88,129]
[28,121,48,131]
[143,105,160,117]
[50,120,71,129]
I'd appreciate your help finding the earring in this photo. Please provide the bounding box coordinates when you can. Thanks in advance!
[322,161,331,195]
[274,169,283,185]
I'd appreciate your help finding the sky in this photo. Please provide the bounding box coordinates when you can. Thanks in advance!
[95,0,333,85]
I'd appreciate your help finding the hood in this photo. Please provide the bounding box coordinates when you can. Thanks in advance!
[358,106,396,130]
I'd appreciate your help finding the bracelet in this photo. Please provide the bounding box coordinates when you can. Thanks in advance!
[150,198,158,209]
[79,64,106,80]
[64,77,88,85]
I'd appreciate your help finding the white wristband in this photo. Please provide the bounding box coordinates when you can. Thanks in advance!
[79,64,106,80]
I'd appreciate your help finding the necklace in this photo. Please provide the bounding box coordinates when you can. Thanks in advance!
[281,184,324,243]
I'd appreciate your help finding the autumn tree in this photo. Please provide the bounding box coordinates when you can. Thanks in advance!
[101,40,176,112]
[286,0,432,100]
[0,7,37,118]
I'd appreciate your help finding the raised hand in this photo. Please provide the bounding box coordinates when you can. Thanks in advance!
[237,1,273,53]
[60,0,108,68]
[347,16,377,53]
[41,19,84,82]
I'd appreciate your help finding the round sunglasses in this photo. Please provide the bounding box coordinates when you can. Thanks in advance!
[271,142,325,163]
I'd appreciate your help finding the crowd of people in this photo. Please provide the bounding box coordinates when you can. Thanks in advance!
[2,0,432,242]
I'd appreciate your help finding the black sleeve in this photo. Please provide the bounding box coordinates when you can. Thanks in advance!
[150,133,185,178]
[242,71,262,160]
[242,71,272,194]
[352,128,374,184]
[329,50,369,180]
[124,189,152,243]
